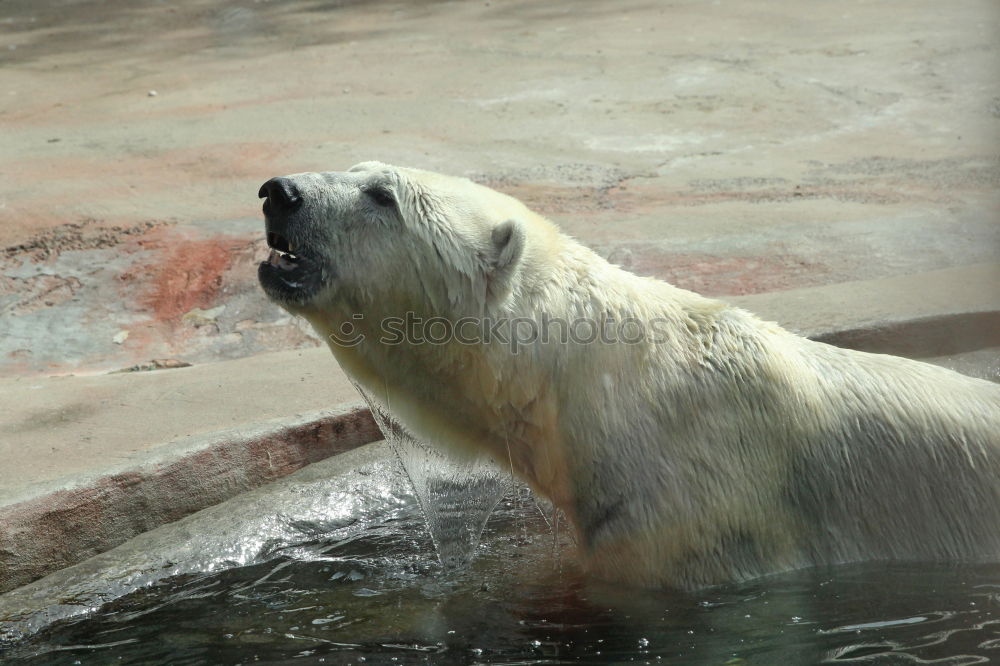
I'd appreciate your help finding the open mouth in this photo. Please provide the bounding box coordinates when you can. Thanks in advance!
[266,231,301,272]
[258,229,323,305]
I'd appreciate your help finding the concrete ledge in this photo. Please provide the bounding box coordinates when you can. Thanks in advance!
[812,311,1000,358]
[0,406,379,594]
[729,262,1000,356]
[0,441,402,648]
[0,347,384,594]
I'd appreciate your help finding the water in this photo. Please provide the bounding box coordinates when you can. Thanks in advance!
[2,472,999,664]
[354,382,511,569]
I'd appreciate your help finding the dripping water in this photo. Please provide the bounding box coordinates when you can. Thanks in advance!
[352,381,509,569]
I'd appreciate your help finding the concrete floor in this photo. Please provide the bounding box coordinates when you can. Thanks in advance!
[1,0,998,375]
[0,0,998,593]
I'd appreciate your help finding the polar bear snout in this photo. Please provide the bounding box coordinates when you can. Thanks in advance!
[257,175,328,308]
[258,176,303,216]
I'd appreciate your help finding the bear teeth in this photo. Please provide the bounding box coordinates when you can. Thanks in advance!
[268,248,300,271]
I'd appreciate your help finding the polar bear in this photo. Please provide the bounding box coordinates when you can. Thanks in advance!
[257,162,1000,589]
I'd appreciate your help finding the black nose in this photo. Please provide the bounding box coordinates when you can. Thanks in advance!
[258,177,302,213]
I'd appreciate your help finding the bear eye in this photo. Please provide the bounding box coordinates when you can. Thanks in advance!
[363,184,395,208]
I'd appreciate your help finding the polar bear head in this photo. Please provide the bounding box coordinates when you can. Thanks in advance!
[257,162,537,320]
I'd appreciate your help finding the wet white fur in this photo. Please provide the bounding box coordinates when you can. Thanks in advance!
[278,162,1000,589]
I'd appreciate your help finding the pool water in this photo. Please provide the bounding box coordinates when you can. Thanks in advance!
[3,484,999,666]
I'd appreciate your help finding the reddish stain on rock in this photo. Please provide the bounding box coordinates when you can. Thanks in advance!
[136,235,236,324]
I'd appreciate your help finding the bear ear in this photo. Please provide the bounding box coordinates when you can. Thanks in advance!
[486,218,525,301]
[348,161,388,173]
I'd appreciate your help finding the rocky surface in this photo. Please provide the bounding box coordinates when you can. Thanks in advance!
[2,0,997,375]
